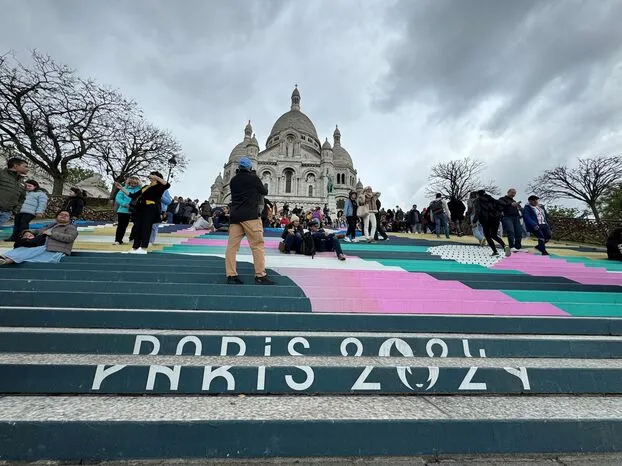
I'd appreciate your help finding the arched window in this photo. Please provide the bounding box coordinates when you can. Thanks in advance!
[264,183,269,192]
[285,169,293,193]
[336,198,345,209]
[308,185,313,197]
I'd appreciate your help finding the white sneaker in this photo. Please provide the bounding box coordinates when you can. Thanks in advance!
[135,248,148,254]
[511,248,519,253]
[517,248,529,253]
[344,237,351,242]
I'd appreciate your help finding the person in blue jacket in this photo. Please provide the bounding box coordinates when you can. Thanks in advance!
[8,179,48,242]
[522,195,552,255]
[113,176,141,245]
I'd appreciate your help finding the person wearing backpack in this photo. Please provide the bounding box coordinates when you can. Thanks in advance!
[474,190,510,257]
[428,193,451,239]
[308,218,346,261]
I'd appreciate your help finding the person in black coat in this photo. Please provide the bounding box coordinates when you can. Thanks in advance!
[64,188,85,221]
[474,190,510,257]
[448,196,466,236]
[115,171,170,253]
[225,157,273,285]
[606,228,622,261]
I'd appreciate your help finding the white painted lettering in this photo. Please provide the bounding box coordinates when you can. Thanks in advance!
[91,364,127,390]
[287,337,310,356]
[503,367,530,390]
[146,365,181,391]
[202,366,235,391]
[220,337,246,356]
[426,338,448,358]
[426,367,440,390]
[340,337,363,357]
[175,336,202,356]
[257,366,266,390]
[458,366,487,390]
[351,366,381,391]
[264,337,272,356]
[132,335,160,355]
[285,366,314,391]
[378,338,413,357]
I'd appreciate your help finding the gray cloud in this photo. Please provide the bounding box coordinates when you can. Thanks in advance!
[1,0,622,210]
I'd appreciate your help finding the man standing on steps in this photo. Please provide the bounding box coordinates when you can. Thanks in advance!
[429,193,450,239]
[0,157,28,226]
[225,157,275,285]
[499,188,527,253]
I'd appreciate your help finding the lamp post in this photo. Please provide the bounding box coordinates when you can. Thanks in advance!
[167,155,177,182]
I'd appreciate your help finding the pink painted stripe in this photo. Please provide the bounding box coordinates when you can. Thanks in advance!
[283,268,568,316]
[312,299,567,316]
[492,255,622,286]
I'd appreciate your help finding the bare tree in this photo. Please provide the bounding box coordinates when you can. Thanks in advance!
[0,51,132,194]
[92,115,186,192]
[529,155,622,225]
[426,157,498,200]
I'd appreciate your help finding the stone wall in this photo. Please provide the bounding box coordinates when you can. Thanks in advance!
[45,196,116,222]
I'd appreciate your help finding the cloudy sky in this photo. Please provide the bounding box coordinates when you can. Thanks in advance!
[2,0,622,209]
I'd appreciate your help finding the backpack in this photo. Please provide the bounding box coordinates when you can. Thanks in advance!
[301,231,316,258]
[430,199,444,215]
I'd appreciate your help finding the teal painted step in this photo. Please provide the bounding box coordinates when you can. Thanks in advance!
[504,290,622,305]
[10,262,245,273]
[377,259,523,274]
[0,269,256,284]
[2,417,621,460]
[553,303,622,317]
[1,308,621,334]
[0,280,306,297]
[0,364,618,394]
[554,256,622,272]
[2,331,621,358]
[0,291,312,312]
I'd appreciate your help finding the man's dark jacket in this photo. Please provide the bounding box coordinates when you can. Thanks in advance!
[498,195,521,217]
[229,168,268,224]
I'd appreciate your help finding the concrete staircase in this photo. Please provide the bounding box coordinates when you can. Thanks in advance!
[1,252,622,461]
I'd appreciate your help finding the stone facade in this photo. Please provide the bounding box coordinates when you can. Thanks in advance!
[209,87,360,212]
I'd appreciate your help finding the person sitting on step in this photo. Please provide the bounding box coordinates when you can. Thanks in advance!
[280,214,303,254]
[308,218,346,261]
[0,210,78,265]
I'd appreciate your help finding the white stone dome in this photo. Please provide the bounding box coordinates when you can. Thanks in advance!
[267,87,319,145]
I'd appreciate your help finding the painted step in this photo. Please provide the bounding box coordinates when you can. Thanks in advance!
[2,307,621,334]
[0,269,265,284]
[0,354,619,394]
[0,279,306,297]
[0,291,313,312]
[2,328,621,358]
[2,395,621,460]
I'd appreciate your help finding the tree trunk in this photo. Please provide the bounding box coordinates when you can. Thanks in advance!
[588,202,607,238]
[52,177,65,196]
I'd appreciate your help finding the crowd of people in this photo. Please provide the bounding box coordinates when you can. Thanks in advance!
[1,156,621,272]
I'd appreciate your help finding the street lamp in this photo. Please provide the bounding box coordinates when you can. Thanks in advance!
[167,155,177,182]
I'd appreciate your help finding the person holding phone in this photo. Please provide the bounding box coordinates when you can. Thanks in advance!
[116,171,170,254]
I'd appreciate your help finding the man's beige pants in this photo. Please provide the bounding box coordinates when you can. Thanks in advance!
[225,219,267,277]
